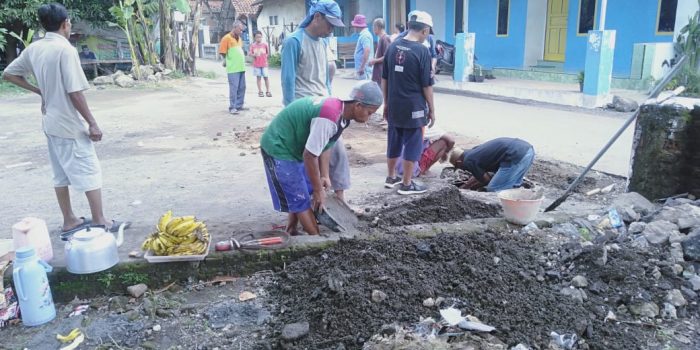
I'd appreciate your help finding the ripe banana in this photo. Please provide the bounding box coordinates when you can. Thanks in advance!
[142,212,209,256]
[157,210,173,232]
[56,328,81,343]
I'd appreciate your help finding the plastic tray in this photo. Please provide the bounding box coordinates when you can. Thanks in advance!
[143,240,210,263]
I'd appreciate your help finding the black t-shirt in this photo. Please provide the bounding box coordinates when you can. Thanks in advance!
[460,138,533,182]
[382,38,432,129]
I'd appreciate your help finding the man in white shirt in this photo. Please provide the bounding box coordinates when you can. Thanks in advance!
[3,3,127,240]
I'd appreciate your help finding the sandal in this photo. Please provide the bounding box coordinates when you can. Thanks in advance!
[258,91,264,97]
[266,92,272,97]
[60,217,92,241]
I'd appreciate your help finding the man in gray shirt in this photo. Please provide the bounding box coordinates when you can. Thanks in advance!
[3,3,128,239]
[280,0,354,203]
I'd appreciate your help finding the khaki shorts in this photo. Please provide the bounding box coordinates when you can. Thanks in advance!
[46,134,102,192]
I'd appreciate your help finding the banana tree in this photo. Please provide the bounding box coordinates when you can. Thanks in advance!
[9,28,35,48]
[109,0,141,79]
[677,0,700,70]
[0,28,7,53]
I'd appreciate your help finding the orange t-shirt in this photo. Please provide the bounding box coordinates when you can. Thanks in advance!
[218,33,245,73]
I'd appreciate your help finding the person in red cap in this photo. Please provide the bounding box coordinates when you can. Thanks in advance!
[351,14,374,80]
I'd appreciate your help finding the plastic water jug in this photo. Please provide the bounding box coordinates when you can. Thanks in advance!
[12,217,53,262]
[12,246,56,326]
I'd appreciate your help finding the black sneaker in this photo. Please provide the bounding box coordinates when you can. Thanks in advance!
[384,176,402,189]
[398,181,427,195]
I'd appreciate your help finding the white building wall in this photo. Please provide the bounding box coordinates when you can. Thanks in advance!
[415,0,446,42]
[675,0,700,40]
[523,0,547,67]
[257,0,306,51]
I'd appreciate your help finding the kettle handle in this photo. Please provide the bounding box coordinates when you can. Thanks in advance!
[38,259,53,273]
[13,267,27,301]
[115,223,125,247]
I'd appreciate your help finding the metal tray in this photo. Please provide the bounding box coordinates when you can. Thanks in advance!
[143,239,211,263]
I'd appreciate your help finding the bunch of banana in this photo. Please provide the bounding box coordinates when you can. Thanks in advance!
[141,211,210,256]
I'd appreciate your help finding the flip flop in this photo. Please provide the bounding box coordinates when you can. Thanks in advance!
[92,220,131,233]
[258,91,264,97]
[60,217,91,241]
[266,92,272,97]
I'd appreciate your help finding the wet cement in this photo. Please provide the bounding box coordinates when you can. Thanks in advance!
[266,232,652,349]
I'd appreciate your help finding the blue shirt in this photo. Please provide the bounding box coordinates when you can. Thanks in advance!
[354,28,374,72]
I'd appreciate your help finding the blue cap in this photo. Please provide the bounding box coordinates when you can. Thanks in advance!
[15,246,36,259]
[300,0,345,29]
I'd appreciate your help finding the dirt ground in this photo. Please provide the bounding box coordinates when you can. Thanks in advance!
[2,63,699,349]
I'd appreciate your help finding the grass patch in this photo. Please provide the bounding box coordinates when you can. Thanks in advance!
[197,70,217,79]
[168,70,187,79]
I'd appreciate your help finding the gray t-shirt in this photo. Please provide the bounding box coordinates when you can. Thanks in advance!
[5,32,90,139]
[295,32,329,100]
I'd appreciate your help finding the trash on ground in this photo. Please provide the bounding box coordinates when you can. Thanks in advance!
[0,288,19,329]
[239,291,257,301]
[68,305,89,317]
[59,333,85,350]
[57,328,82,343]
[550,331,578,350]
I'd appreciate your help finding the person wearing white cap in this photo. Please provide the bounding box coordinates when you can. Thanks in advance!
[382,11,436,195]
[260,81,383,235]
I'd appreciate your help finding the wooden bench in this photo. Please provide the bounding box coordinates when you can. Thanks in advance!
[81,59,133,77]
[337,42,356,69]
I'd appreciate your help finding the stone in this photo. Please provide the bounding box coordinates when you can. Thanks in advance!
[108,296,130,312]
[682,235,700,261]
[153,324,161,332]
[493,257,501,265]
[604,310,617,322]
[560,287,587,303]
[93,75,114,85]
[115,75,135,88]
[162,68,174,76]
[667,289,688,307]
[687,274,700,291]
[661,303,678,319]
[511,344,530,350]
[618,206,641,223]
[111,70,125,79]
[610,95,639,112]
[629,302,659,318]
[671,243,686,262]
[613,192,655,218]
[137,65,155,78]
[146,75,159,83]
[154,63,165,73]
[239,152,246,156]
[681,286,698,300]
[643,220,679,245]
[554,222,580,238]
[127,284,148,298]
[422,298,435,307]
[434,297,445,306]
[371,290,387,303]
[628,222,646,234]
[155,72,164,80]
[673,264,684,275]
[652,266,662,279]
[631,235,650,249]
[571,275,589,288]
[654,204,700,230]
[281,322,309,341]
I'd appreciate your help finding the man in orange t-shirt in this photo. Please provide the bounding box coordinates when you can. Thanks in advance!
[219,20,247,114]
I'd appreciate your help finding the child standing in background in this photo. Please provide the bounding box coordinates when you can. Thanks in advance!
[250,31,272,97]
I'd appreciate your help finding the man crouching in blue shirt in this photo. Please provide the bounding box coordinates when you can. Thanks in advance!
[449,138,535,192]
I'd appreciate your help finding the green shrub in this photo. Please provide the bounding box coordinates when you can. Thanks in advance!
[269,52,281,68]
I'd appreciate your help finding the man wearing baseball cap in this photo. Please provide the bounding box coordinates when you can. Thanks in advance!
[382,10,436,195]
[260,81,383,236]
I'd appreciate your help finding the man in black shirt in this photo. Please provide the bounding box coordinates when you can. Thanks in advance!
[449,138,535,192]
[381,10,435,195]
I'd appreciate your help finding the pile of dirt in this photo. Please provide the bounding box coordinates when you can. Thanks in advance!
[265,232,650,349]
[373,186,500,227]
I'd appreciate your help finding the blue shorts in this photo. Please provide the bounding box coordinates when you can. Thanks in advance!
[261,149,313,213]
[253,67,269,77]
[387,126,424,162]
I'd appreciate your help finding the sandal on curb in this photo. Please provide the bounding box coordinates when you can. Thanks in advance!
[60,217,92,241]
[258,91,264,97]
[266,92,272,97]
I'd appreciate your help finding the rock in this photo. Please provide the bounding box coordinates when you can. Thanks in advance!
[111,70,125,79]
[673,264,684,275]
[239,152,246,156]
[511,345,530,350]
[146,75,159,83]
[652,266,662,279]
[153,63,165,73]
[671,243,685,262]
[571,275,589,288]
[610,95,639,112]
[493,257,501,265]
[554,223,580,238]
[643,220,679,245]
[629,302,659,318]
[127,284,148,298]
[667,289,687,307]
[604,310,617,322]
[617,206,641,223]
[613,192,655,218]
[631,235,650,249]
[628,222,646,234]
[422,298,435,307]
[238,291,256,301]
[115,75,135,88]
[560,287,587,303]
[654,204,700,230]
[682,235,700,261]
[93,75,114,85]
[108,296,130,312]
[681,286,698,300]
[434,297,445,306]
[155,72,164,81]
[687,274,700,291]
[281,322,309,341]
[344,143,352,150]
[137,65,155,78]
[162,68,174,76]
[153,324,161,332]
[661,303,678,319]
[371,290,387,303]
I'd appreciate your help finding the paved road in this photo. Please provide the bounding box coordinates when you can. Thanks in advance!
[326,69,634,176]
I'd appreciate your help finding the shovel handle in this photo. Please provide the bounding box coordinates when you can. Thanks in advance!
[243,237,283,246]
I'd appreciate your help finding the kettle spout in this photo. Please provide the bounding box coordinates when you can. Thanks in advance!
[115,223,125,247]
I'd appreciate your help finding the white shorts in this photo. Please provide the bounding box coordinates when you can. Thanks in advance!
[253,67,269,77]
[46,134,102,192]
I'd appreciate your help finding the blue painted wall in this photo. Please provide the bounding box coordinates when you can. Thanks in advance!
[445,0,456,44]
[563,0,674,76]
[467,0,528,69]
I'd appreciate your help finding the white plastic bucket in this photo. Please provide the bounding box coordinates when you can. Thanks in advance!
[498,188,544,225]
